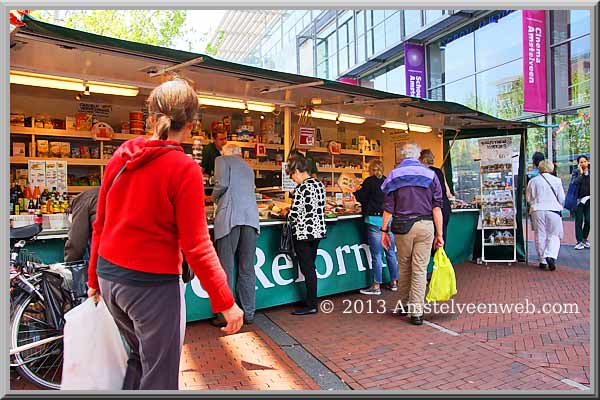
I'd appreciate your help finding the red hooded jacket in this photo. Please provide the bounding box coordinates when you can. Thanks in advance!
[88,137,234,313]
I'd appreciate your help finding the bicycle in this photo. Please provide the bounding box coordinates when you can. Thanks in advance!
[9,223,88,390]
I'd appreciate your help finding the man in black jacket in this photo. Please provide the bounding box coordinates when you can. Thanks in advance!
[64,187,99,262]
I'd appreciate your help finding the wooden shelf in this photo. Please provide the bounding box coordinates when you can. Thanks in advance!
[363,150,383,156]
[247,163,281,171]
[10,156,107,166]
[67,185,100,193]
[325,187,342,193]
[307,147,330,153]
[307,147,382,157]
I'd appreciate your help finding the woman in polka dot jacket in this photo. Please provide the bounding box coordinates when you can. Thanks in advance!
[286,154,326,315]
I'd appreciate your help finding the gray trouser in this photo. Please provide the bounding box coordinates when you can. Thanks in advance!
[98,277,186,390]
[215,225,258,319]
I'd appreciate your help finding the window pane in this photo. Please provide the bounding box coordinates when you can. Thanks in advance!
[449,138,481,203]
[349,41,356,66]
[475,60,524,119]
[316,41,328,65]
[404,10,422,36]
[338,23,348,47]
[357,34,366,62]
[429,87,443,101]
[385,13,401,47]
[385,10,398,19]
[373,10,385,27]
[317,61,328,79]
[356,11,365,36]
[328,32,337,55]
[444,76,476,109]
[444,33,475,83]
[339,46,349,73]
[386,63,406,95]
[374,23,385,54]
[552,35,591,109]
[360,68,387,91]
[427,43,443,89]
[474,10,522,71]
[552,108,591,193]
[425,10,443,24]
[328,53,338,78]
[299,39,314,76]
[523,116,548,175]
[552,10,591,43]
[367,30,374,57]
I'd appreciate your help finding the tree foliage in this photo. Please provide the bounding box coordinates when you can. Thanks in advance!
[30,10,188,48]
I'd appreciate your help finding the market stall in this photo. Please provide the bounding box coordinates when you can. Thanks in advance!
[9,15,536,322]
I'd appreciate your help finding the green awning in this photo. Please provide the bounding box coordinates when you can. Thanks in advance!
[17,14,542,131]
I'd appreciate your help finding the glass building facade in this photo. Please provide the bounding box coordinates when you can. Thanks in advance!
[227,9,591,208]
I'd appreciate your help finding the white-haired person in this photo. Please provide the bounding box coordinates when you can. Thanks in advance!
[380,143,444,325]
[212,143,260,325]
[526,160,565,271]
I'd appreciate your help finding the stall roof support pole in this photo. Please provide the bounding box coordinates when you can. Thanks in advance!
[260,80,324,94]
[284,89,292,202]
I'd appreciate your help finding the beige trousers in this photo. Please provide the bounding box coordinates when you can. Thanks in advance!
[394,220,434,317]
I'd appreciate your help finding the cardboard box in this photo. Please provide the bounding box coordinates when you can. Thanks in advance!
[12,143,26,157]
[76,113,93,131]
[10,113,25,126]
[37,140,49,158]
[50,142,62,158]
[60,142,71,158]
[66,116,77,130]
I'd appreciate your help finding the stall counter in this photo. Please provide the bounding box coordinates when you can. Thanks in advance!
[22,211,479,322]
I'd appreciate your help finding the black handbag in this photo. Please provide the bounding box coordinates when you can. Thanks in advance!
[181,254,195,284]
[391,215,432,234]
[279,221,295,256]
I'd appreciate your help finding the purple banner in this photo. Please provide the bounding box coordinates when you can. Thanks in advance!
[404,42,425,98]
[522,10,547,113]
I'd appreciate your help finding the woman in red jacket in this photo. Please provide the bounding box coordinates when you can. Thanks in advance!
[87,78,243,390]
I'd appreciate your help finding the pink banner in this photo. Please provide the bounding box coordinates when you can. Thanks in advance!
[338,77,358,85]
[522,10,547,113]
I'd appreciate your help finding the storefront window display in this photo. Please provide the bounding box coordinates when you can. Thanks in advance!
[450,135,521,204]
[552,108,591,194]
[552,35,591,110]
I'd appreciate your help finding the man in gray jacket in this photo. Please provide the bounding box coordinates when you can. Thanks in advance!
[212,143,260,324]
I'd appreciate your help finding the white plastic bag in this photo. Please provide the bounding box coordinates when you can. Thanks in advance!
[61,298,128,390]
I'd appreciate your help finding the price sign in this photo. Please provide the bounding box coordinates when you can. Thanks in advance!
[478,137,512,166]
[281,162,297,192]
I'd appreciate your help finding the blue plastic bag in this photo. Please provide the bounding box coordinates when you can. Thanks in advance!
[564,182,578,211]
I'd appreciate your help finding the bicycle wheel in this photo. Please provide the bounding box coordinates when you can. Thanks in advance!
[11,295,63,390]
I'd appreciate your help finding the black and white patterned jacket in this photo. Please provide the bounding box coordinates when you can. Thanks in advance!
[289,177,327,241]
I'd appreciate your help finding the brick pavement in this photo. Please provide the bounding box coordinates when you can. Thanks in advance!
[264,260,590,391]
[11,260,590,392]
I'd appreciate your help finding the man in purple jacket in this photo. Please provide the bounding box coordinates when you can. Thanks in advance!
[380,143,444,325]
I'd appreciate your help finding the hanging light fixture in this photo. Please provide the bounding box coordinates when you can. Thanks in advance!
[10,70,139,96]
[408,123,432,133]
[382,121,409,130]
[309,109,365,124]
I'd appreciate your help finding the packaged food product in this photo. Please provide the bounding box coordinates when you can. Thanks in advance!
[121,121,130,134]
[37,140,49,157]
[52,119,66,130]
[71,146,81,158]
[10,113,25,126]
[91,122,115,140]
[66,116,77,130]
[90,147,100,159]
[75,113,93,131]
[61,142,71,158]
[129,111,144,121]
[49,142,62,158]
[80,145,90,159]
[130,128,144,135]
[130,120,144,130]
[12,143,26,157]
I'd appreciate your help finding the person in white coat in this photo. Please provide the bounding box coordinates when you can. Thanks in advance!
[526,160,565,271]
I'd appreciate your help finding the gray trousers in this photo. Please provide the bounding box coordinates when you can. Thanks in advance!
[98,277,186,390]
[215,225,258,319]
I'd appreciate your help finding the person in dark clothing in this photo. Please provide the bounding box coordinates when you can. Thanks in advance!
[201,131,227,177]
[572,155,591,250]
[420,149,453,247]
[64,187,99,262]
[353,159,398,295]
